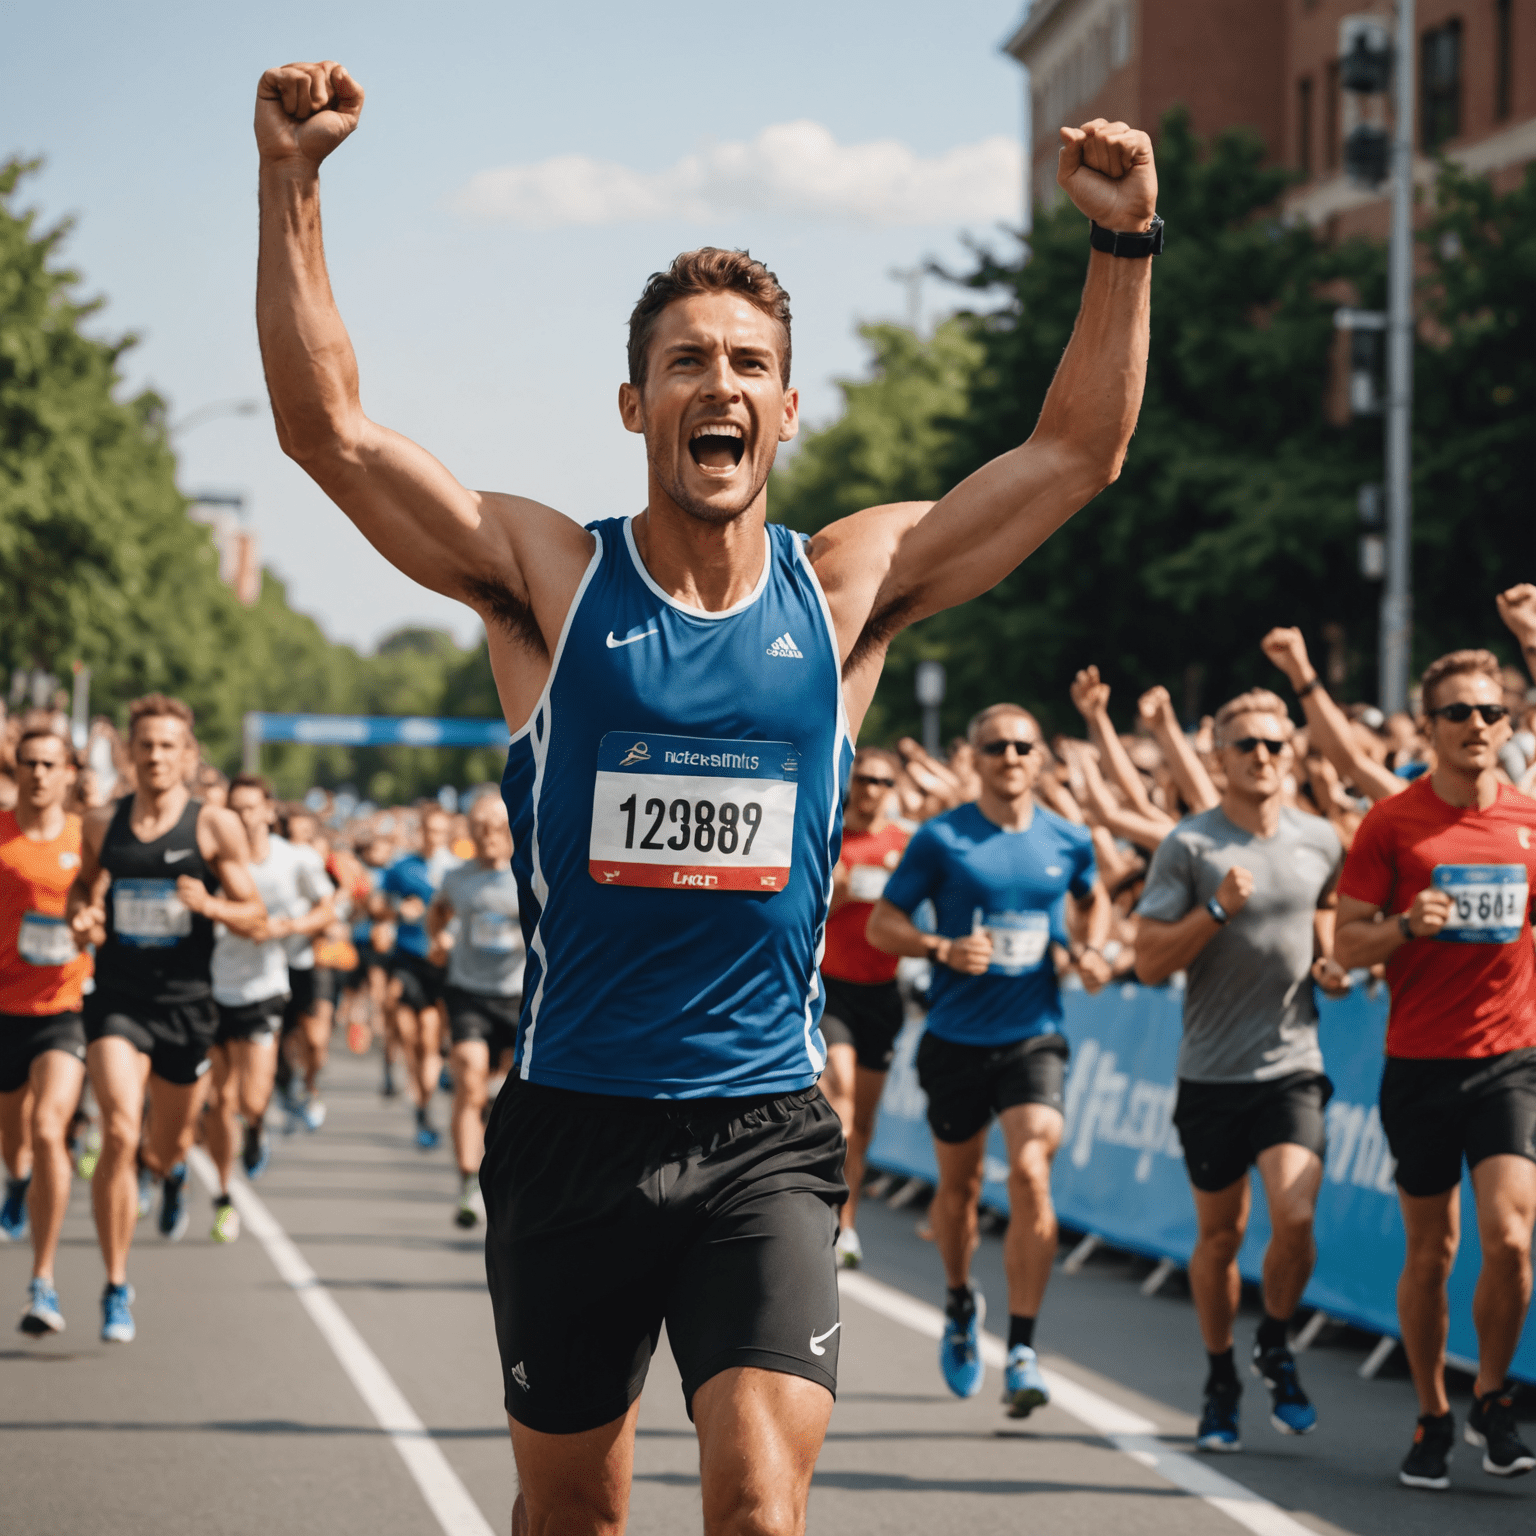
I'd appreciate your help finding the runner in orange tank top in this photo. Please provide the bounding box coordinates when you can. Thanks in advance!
[0,721,92,1336]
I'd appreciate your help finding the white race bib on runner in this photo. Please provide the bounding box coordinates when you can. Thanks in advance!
[469,911,520,954]
[847,864,890,903]
[589,731,798,892]
[113,878,192,949]
[1432,864,1529,944]
[17,912,75,967]
[984,911,1050,974]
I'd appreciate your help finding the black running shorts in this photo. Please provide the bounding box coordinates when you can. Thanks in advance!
[214,996,287,1048]
[1173,1072,1332,1193]
[0,1010,87,1094]
[392,952,445,1013]
[916,1030,1069,1144]
[1380,1049,1536,1198]
[819,975,904,1072]
[481,1078,847,1435]
[444,987,519,1056]
[83,994,217,1086]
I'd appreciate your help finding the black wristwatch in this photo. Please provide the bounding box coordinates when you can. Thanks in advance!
[1090,214,1164,258]
[1206,896,1230,925]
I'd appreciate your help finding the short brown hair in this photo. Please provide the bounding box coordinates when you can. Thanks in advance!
[1214,689,1292,746]
[16,725,77,767]
[128,693,194,739]
[1420,649,1502,713]
[228,772,273,801]
[627,248,792,390]
[967,703,1039,743]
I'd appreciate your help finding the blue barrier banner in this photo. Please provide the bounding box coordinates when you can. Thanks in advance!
[868,983,1534,1382]
[247,713,509,749]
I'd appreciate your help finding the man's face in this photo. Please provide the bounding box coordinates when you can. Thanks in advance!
[1425,672,1511,774]
[1218,712,1293,800]
[287,813,318,845]
[229,785,272,841]
[14,735,74,813]
[973,712,1043,800]
[469,802,514,863]
[618,292,799,526]
[132,716,192,793]
[847,753,897,819]
[422,811,450,853]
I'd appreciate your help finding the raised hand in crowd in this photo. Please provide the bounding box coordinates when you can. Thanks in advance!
[895,738,972,820]
[1070,666,1165,823]
[1136,685,1219,814]
[1496,583,1536,688]
[1058,737,1175,851]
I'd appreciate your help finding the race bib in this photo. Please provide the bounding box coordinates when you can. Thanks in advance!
[469,911,520,954]
[589,731,798,892]
[1433,864,1529,944]
[984,911,1050,975]
[847,864,890,903]
[113,878,192,949]
[17,912,75,967]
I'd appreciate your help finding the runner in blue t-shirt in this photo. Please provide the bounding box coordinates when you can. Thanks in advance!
[870,704,1111,1415]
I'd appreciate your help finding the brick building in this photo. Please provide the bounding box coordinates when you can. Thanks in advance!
[1005,0,1534,236]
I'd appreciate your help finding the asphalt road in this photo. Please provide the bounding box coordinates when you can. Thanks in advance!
[4,1047,1532,1535]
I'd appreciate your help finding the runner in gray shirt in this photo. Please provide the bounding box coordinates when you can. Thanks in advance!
[1137,687,1348,1454]
[428,795,523,1229]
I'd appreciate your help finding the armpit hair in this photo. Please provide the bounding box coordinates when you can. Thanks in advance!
[845,594,918,677]
[462,575,547,658]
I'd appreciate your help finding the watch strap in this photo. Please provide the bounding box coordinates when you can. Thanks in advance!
[1206,896,1229,925]
[1090,214,1164,258]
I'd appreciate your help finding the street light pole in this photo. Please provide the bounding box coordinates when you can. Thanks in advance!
[1380,0,1416,713]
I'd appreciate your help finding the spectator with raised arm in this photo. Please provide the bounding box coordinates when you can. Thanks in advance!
[1070,667,1167,824]
[1137,685,1220,814]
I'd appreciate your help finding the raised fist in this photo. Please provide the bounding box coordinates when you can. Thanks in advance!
[1497,585,1536,648]
[1057,120,1158,233]
[1261,627,1313,688]
[1215,865,1254,919]
[1070,666,1111,720]
[256,61,364,168]
[1137,685,1175,729]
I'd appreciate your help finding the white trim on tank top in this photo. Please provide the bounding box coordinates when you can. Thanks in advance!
[622,515,773,620]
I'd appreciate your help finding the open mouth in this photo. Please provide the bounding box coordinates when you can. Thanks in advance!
[688,423,746,472]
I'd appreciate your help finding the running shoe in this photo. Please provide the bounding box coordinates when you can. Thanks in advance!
[20,1277,65,1336]
[211,1197,241,1244]
[137,1165,154,1219]
[1466,1384,1536,1477]
[300,1097,327,1132]
[0,1178,29,1241]
[158,1163,189,1241]
[74,1124,102,1181]
[1252,1343,1317,1435]
[1400,1411,1454,1489]
[834,1228,863,1270]
[242,1126,271,1180]
[438,1066,454,1093]
[416,1119,441,1151]
[939,1288,986,1398]
[100,1283,136,1344]
[1196,1382,1242,1452]
[1002,1344,1050,1419]
[455,1178,485,1229]
[380,1066,398,1098]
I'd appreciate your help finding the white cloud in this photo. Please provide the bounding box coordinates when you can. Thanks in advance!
[452,121,1023,229]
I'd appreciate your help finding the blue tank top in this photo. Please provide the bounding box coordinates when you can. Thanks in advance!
[501,515,851,1098]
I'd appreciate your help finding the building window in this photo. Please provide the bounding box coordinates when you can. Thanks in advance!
[1324,60,1340,171]
[1298,75,1314,176]
[1496,0,1513,122]
[1420,20,1462,150]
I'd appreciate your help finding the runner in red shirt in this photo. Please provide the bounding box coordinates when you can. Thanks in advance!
[820,747,910,1270]
[1336,648,1536,1487]
[0,723,92,1336]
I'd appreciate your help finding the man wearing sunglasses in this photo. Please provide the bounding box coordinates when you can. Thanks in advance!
[820,747,911,1270]
[1136,688,1347,1454]
[1335,649,1536,1488]
[868,704,1110,1414]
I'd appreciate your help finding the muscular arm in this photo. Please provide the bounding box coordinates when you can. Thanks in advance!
[66,808,112,949]
[189,808,267,938]
[266,891,337,943]
[1333,889,1451,969]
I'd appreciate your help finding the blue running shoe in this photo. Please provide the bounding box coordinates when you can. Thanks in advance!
[242,1126,271,1181]
[101,1283,136,1344]
[0,1177,30,1241]
[438,1066,454,1093]
[1252,1344,1317,1435]
[158,1163,189,1241]
[20,1276,65,1336]
[416,1122,441,1150]
[300,1097,326,1132]
[1002,1344,1050,1418]
[939,1288,986,1398]
[1196,1382,1242,1452]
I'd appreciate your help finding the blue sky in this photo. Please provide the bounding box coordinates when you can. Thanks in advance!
[4,1,1031,648]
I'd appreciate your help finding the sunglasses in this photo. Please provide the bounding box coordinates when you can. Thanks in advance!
[851,773,896,788]
[1230,737,1287,755]
[979,739,1036,758]
[1428,702,1509,725]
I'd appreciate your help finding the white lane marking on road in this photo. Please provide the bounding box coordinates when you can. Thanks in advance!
[188,1148,495,1536]
[838,1270,1319,1536]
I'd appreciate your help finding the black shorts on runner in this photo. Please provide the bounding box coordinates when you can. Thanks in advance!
[1173,1072,1332,1193]
[0,1011,87,1094]
[282,967,336,1034]
[481,1078,847,1434]
[83,995,217,1086]
[820,975,904,1072]
[916,1030,1069,1144]
[214,996,287,1048]
[1380,1049,1536,1198]
[392,952,446,1013]
[444,987,520,1055]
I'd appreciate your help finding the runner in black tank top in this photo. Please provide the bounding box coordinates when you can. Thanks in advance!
[68,694,263,1344]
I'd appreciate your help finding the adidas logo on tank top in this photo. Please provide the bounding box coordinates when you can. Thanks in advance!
[766,631,804,659]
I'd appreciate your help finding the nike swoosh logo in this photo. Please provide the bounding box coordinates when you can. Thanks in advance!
[606,628,659,649]
[164,849,193,863]
[809,1322,841,1356]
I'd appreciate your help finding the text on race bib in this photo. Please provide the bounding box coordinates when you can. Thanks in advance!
[1432,864,1529,945]
[469,911,521,954]
[847,864,890,903]
[589,732,798,892]
[113,878,192,949]
[17,912,75,967]
[984,911,1050,974]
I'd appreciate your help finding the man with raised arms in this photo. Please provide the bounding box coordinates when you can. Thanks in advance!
[256,59,1158,1535]
[66,695,263,1343]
